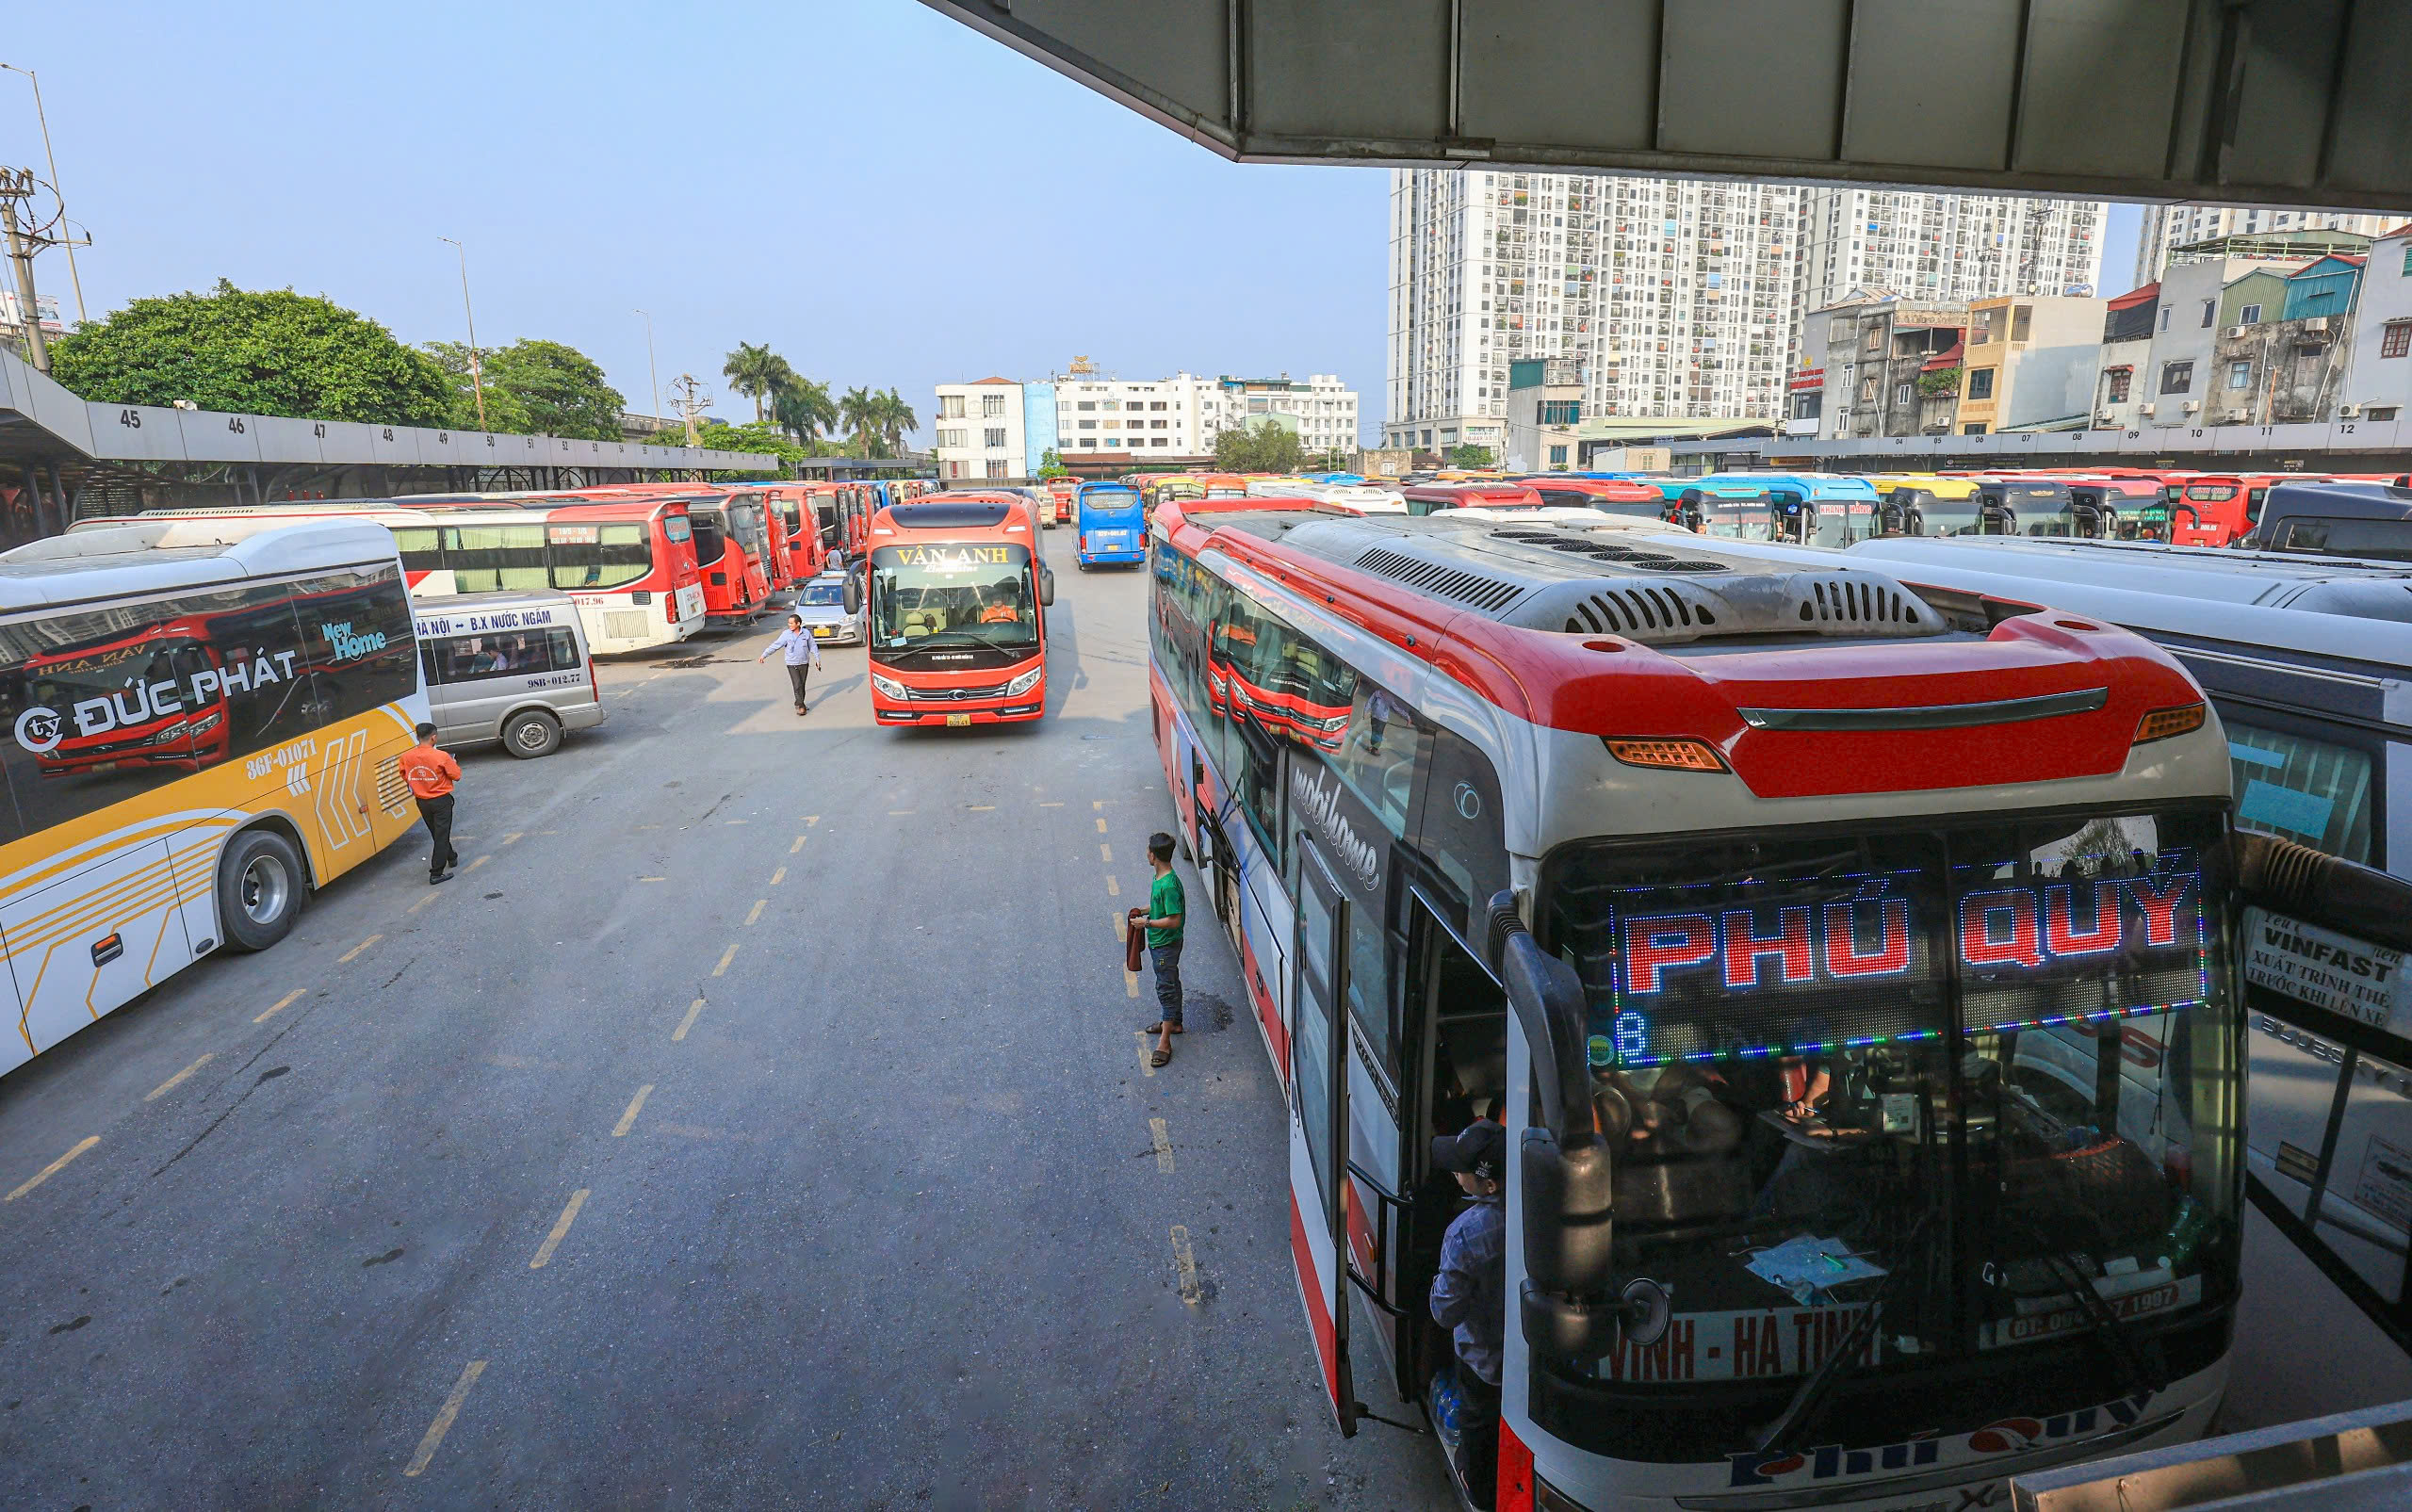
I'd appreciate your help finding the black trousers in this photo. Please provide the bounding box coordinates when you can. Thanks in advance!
[1455,1358,1501,1510]
[417,793,458,878]
[785,662,812,707]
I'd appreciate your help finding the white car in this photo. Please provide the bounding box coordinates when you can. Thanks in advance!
[793,572,862,644]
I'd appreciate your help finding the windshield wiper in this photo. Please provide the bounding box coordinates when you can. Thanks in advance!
[1753,1209,1934,1455]
[2020,1225,2168,1400]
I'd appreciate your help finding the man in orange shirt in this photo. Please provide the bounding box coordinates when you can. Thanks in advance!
[400,722,463,885]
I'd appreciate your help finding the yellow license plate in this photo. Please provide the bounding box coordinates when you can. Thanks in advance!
[946,713,971,727]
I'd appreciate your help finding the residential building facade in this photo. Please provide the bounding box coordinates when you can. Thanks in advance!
[1504,359,1584,472]
[932,378,1027,480]
[937,370,1361,477]
[1800,188,2107,312]
[1953,295,2108,434]
[2092,284,2160,430]
[2134,204,2398,285]
[2202,255,2365,427]
[2339,226,2412,424]
[1800,295,1967,440]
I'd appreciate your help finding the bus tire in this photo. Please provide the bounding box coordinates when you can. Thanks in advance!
[218,828,306,953]
[503,709,562,759]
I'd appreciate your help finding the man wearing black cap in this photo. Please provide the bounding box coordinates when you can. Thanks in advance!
[1430,1118,1507,1506]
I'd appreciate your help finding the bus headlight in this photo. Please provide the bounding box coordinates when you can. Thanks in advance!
[1003,667,1042,698]
[870,673,907,701]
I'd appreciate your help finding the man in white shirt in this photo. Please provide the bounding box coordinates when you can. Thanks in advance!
[757,613,825,716]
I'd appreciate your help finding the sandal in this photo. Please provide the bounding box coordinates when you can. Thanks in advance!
[1145,1021,1184,1035]
[1150,1049,1172,1067]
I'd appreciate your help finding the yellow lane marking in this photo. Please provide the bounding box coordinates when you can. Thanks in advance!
[710,944,738,977]
[1150,1117,1175,1174]
[612,1084,654,1137]
[500,832,524,846]
[769,867,787,886]
[1171,1226,1201,1304]
[725,820,747,826]
[805,815,820,825]
[1039,802,1064,808]
[639,876,668,884]
[254,988,306,1024]
[464,856,489,874]
[743,900,767,927]
[403,1359,487,1476]
[1134,1032,1156,1078]
[406,890,441,916]
[636,824,661,831]
[1126,970,1140,999]
[1112,911,1127,941]
[888,809,915,816]
[1093,801,1105,811]
[7,1136,99,1201]
[1100,843,1113,865]
[1096,817,1108,834]
[530,1189,590,1269]
[789,836,806,854]
[337,935,382,964]
[1105,876,1120,898]
[673,998,706,1042]
[144,1053,213,1102]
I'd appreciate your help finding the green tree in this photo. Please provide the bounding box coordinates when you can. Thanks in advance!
[773,376,839,445]
[723,342,796,424]
[682,419,804,477]
[483,339,627,440]
[422,340,534,434]
[51,278,452,426]
[1035,448,1068,480]
[839,385,882,456]
[1447,443,1496,469]
[1213,421,1305,474]
[874,388,919,455]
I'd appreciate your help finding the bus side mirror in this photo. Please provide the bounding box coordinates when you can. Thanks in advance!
[842,577,862,616]
[1039,566,1056,608]
[1485,891,1616,1355]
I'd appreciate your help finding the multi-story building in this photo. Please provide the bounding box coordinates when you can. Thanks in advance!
[1800,188,2106,313]
[1504,359,1585,472]
[1953,295,2109,435]
[936,370,1361,478]
[2092,283,2162,430]
[2135,204,2399,285]
[2339,226,2412,425]
[2202,255,2365,427]
[1385,169,1802,451]
[1799,294,1967,440]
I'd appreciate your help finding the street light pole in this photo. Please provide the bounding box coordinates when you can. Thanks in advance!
[0,63,86,326]
[635,308,661,431]
[437,236,486,430]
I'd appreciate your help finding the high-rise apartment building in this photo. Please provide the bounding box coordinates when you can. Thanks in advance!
[1799,188,2107,313]
[1385,170,1803,451]
[2133,204,2399,286]
[934,371,1360,479]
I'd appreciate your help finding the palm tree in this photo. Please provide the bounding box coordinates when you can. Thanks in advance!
[723,342,796,424]
[839,386,881,456]
[773,376,839,445]
[875,388,919,456]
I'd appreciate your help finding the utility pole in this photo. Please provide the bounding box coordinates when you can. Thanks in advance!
[437,236,486,430]
[0,65,85,325]
[0,167,50,372]
[635,308,661,430]
[669,373,710,447]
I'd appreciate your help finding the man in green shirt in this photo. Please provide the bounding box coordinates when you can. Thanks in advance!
[1142,831,1186,1067]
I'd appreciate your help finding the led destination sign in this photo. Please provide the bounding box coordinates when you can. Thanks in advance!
[1598,855,2209,1066]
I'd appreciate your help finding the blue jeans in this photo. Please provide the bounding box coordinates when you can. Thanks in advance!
[1149,941,1183,1028]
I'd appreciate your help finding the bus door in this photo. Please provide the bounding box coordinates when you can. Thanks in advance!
[1289,839,1359,1435]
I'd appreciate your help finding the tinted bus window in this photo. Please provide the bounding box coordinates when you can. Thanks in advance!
[2273,518,2412,562]
[690,515,727,566]
[444,524,548,592]
[391,527,443,576]
[2227,722,2374,864]
[548,522,653,589]
[285,565,416,723]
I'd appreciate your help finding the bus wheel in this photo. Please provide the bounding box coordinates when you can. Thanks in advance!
[218,829,305,952]
[503,709,562,759]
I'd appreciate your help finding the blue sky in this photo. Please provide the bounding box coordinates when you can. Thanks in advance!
[9,2,2142,443]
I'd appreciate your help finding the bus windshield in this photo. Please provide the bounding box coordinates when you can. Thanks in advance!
[1803,499,1881,547]
[1539,805,2237,1413]
[1699,496,1780,540]
[1921,497,1993,535]
[870,544,1037,652]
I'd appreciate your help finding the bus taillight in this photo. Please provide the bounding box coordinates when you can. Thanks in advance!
[2134,703,2207,744]
[1603,738,1727,772]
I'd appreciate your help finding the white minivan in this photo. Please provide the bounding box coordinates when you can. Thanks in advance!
[415,591,607,758]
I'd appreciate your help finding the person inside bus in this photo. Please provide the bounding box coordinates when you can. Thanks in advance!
[1429,1119,1507,1509]
[978,583,1021,625]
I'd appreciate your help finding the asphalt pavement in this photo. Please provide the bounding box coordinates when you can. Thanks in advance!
[0,527,1453,1510]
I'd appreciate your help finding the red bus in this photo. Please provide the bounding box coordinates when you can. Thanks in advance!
[741,484,831,588]
[90,498,708,654]
[1046,478,1080,525]
[863,495,1052,726]
[545,484,776,624]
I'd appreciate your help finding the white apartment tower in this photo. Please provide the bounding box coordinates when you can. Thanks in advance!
[2133,204,2400,286]
[1800,187,2108,312]
[1386,169,1805,448]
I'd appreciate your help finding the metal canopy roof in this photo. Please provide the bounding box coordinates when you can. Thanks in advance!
[922,0,2412,209]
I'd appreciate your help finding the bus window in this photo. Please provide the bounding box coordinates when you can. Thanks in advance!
[548,522,653,590]
[285,566,416,725]
[2226,722,2374,865]
[443,524,548,592]
[391,527,443,575]
[2273,517,2412,562]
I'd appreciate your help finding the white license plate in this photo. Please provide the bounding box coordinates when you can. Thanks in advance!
[946,713,971,727]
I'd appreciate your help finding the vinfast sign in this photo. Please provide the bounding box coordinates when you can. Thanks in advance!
[1598,856,2209,1067]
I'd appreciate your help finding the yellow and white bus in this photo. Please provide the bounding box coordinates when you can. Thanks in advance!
[0,518,426,1078]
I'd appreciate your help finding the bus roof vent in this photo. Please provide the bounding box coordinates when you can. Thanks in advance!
[1792,572,1928,630]
[1510,569,1946,644]
[1560,582,1723,637]
[1351,545,1524,612]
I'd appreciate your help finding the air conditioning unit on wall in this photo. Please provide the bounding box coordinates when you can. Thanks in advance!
[2182,400,2203,414]
[2339,404,2362,419]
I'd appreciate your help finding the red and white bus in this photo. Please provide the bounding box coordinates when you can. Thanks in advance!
[90,499,708,655]
[551,485,775,625]
[864,494,1052,726]
[749,484,834,587]
[1148,496,2249,1512]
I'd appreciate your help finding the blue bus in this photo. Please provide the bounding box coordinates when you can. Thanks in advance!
[1075,481,1147,569]
[1697,471,1884,546]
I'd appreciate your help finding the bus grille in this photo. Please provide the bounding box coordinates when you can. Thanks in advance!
[1350,547,1524,611]
[907,680,1011,702]
[376,756,413,816]
[603,610,653,641]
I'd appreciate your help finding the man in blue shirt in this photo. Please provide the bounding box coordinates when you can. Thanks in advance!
[1430,1118,1507,1507]
[757,613,824,716]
